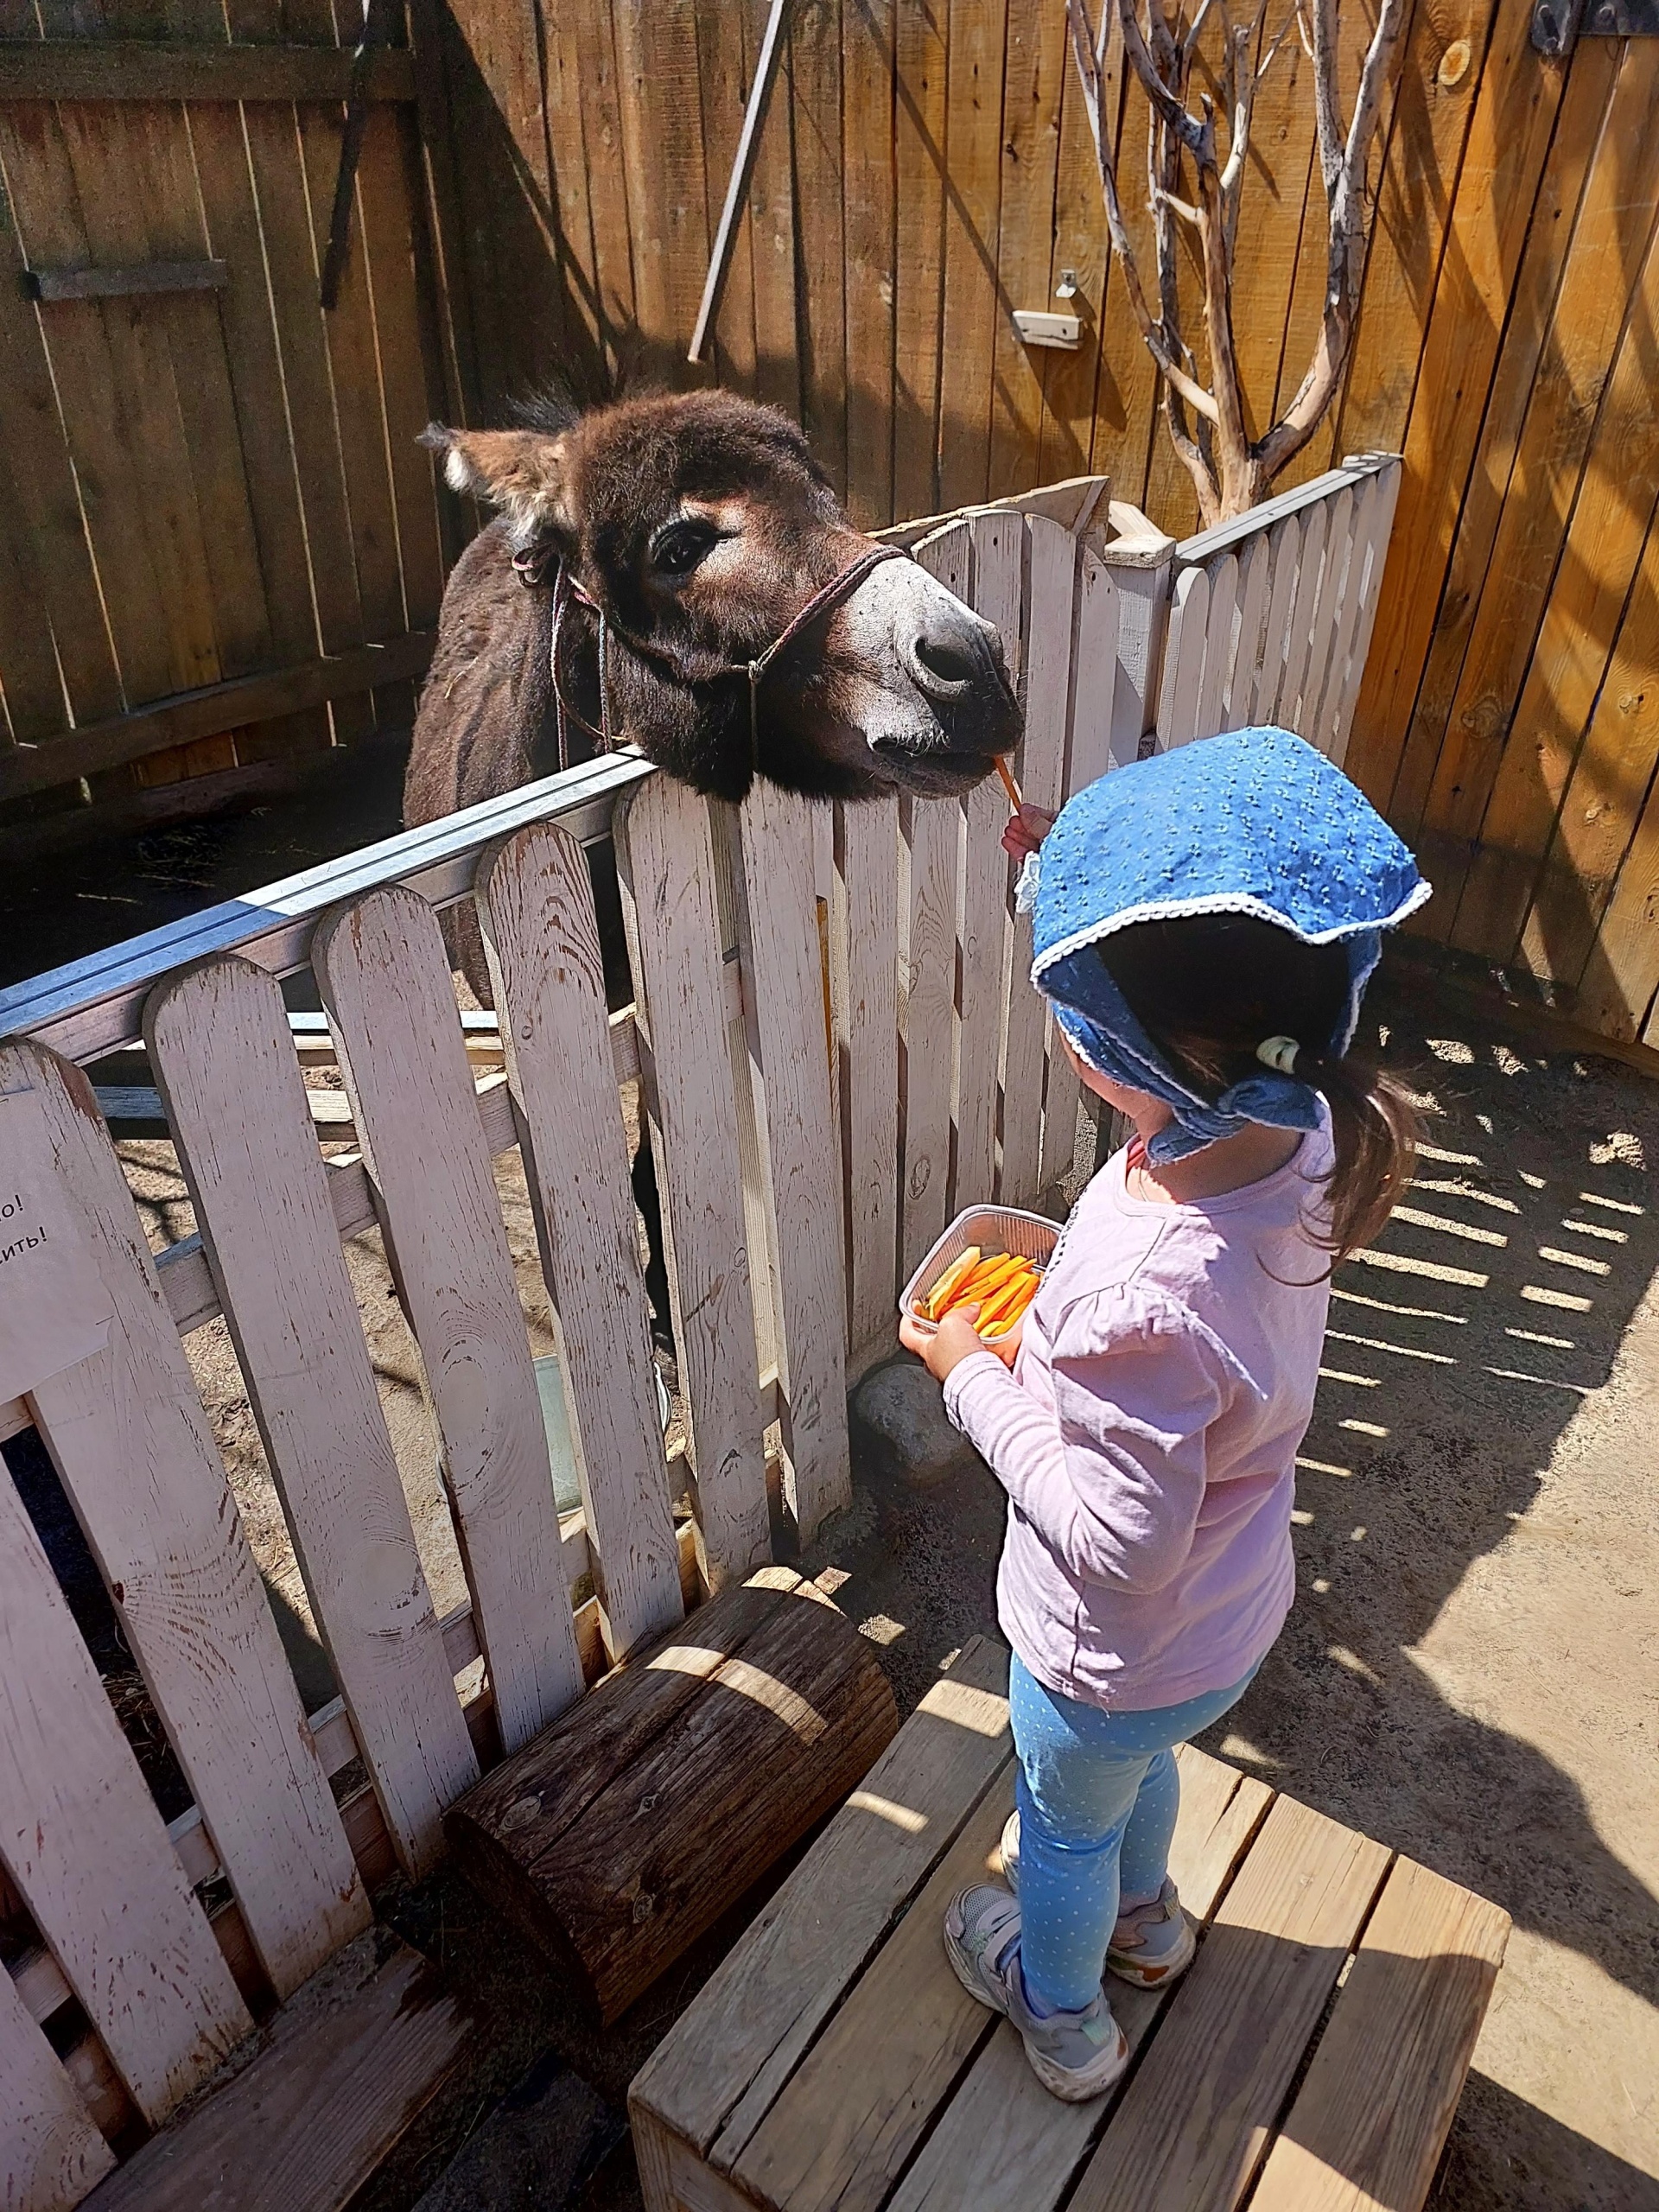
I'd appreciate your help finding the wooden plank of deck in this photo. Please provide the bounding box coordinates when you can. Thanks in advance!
[1249,1855,1509,2212]
[1068,1796,1393,2212]
[633,1637,1014,2173]
[86,1936,474,2212]
[731,1775,1014,2212]
[887,1748,1273,2212]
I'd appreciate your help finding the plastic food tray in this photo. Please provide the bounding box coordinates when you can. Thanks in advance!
[899,1205,1061,1336]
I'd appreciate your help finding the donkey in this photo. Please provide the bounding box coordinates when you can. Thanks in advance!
[406,389,1023,1345]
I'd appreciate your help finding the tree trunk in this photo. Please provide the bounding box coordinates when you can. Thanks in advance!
[446,1569,899,2023]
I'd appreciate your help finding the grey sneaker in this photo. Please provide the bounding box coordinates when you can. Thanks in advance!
[1000,1813,1197,1989]
[943,1883,1129,2102]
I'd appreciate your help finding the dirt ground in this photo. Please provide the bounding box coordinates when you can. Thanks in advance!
[5,779,1656,2205]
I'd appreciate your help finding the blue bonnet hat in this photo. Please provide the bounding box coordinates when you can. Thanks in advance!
[1027,726,1428,1164]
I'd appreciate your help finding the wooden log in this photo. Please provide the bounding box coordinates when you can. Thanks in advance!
[446,1571,899,2025]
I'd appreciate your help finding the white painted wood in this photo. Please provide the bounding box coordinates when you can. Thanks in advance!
[10,1045,369,2001]
[1098,506,1174,767]
[1194,550,1239,742]
[1307,475,1376,755]
[144,958,479,1878]
[901,524,969,1278]
[962,512,1021,1211]
[1174,460,1374,563]
[1155,564,1210,749]
[0,1955,116,2210]
[477,823,684,1656]
[836,795,901,1361]
[1293,483,1354,744]
[1332,458,1403,766]
[1063,548,1121,796]
[1001,518,1073,1209]
[613,779,771,1590]
[1226,531,1271,732]
[1277,499,1328,743]
[313,888,584,1751]
[0,1449,251,2123]
[734,781,852,1542]
[1039,543,1121,1193]
[1255,512,1304,725]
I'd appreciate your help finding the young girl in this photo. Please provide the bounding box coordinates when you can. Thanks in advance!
[899,726,1427,2102]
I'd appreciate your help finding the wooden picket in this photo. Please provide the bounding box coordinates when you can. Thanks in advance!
[836,795,902,1362]
[960,513,1020,1211]
[0,1420,251,2122]
[476,822,685,1658]
[313,888,585,1751]
[613,776,771,1587]
[899,523,967,1280]
[734,782,853,1542]
[145,958,480,1879]
[1001,517,1074,1209]
[12,1042,369,1999]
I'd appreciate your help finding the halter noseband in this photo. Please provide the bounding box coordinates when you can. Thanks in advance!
[512,538,909,777]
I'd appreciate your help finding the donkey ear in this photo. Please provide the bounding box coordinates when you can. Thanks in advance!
[421,425,575,546]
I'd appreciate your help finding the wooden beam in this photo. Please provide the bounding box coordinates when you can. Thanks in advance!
[0,632,435,804]
[24,259,229,303]
[687,0,791,365]
[0,39,416,105]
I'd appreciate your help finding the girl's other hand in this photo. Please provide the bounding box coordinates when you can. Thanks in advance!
[899,1305,990,1384]
[1001,804,1056,861]
[988,1314,1022,1370]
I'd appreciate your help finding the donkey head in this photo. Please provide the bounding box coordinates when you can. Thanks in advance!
[425,391,1021,804]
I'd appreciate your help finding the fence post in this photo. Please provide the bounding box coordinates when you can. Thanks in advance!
[1097,503,1176,766]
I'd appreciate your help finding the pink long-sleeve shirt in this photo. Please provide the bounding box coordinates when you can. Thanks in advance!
[943,1123,1334,1710]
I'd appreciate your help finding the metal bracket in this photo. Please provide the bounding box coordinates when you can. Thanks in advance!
[1533,0,1656,57]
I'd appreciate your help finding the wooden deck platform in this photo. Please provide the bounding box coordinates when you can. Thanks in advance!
[630,1638,1509,2212]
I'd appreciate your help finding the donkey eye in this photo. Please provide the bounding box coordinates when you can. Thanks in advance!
[651,520,719,579]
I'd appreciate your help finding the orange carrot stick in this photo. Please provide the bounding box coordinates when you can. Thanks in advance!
[995,757,1023,811]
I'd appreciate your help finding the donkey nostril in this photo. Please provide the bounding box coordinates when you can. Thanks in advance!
[912,635,978,689]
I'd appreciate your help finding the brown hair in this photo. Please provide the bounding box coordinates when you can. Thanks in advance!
[1095,912,1421,1264]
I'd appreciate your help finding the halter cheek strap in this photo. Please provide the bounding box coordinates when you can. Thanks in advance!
[513,538,911,778]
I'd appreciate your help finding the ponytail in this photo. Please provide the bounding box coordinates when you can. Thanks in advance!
[1293,1050,1421,1264]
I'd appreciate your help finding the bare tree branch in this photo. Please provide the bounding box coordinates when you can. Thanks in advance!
[1255,0,1405,479]
[1066,0,1221,426]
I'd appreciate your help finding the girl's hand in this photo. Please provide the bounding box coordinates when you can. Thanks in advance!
[899,1305,990,1383]
[1001,804,1056,861]
[988,1314,1022,1370]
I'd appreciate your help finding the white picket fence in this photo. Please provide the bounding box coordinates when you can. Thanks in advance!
[0,456,1398,2206]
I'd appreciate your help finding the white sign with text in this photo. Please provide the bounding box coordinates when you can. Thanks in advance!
[0,1083,114,1403]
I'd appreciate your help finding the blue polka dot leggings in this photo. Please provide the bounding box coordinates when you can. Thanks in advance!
[1009,1651,1260,2015]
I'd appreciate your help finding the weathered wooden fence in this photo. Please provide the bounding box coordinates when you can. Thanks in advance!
[0,3,451,832]
[0,460,1393,2202]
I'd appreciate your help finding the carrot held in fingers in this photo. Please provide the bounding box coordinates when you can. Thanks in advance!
[995,757,1023,811]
